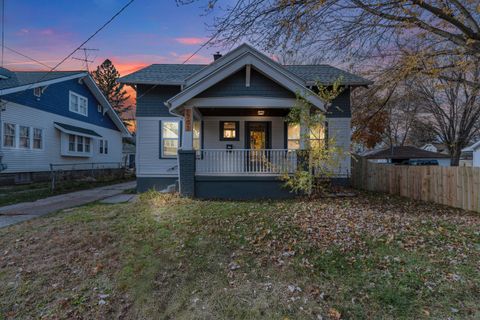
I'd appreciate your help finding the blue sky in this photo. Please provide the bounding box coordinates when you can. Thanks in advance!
[4,0,231,75]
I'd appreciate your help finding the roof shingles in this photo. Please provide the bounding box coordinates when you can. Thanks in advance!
[119,63,372,86]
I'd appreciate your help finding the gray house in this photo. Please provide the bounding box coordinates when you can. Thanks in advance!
[119,44,371,199]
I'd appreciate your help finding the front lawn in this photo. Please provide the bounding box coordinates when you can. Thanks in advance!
[0,192,479,319]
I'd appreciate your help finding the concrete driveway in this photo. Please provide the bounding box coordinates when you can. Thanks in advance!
[0,181,136,228]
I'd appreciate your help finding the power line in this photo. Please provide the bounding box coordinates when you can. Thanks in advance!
[136,1,241,101]
[27,0,134,85]
[5,46,52,69]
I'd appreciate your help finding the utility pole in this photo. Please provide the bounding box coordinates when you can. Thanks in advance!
[72,47,99,72]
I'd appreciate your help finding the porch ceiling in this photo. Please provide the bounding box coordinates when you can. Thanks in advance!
[199,107,290,117]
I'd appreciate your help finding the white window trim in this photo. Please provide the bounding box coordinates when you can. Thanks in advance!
[66,134,93,156]
[1,123,45,151]
[69,91,88,117]
[99,139,109,155]
[2,122,16,149]
[161,120,180,158]
[32,128,44,150]
[19,125,31,149]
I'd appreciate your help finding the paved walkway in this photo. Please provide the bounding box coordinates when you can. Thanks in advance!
[0,181,136,228]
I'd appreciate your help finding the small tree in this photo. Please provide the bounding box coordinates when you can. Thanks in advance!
[91,59,131,117]
[282,78,346,196]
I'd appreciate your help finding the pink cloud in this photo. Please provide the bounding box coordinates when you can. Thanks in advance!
[175,37,208,45]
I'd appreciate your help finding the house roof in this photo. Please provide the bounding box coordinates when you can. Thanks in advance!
[54,122,102,138]
[364,146,451,160]
[164,43,327,113]
[118,61,372,86]
[0,67,131,137]
[462,140,480,152]
[0,68,86,92]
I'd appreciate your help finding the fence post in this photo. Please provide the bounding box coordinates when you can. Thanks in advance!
[50,164,55,191]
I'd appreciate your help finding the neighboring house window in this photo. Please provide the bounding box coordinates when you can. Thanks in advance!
[99,139,108,154]
[33,87,42,97]
[161,121,179,157]
[3,123,15,147]
[84,137,91,153]
[220,121,239,141]
[69,91,88,116]
[287,124,300,150]
[193,120,201,150]
[68,134,91,153]
[77,136,84,152]
[19,126,30,148]
[69,134,76,151]
[33,128,43,149]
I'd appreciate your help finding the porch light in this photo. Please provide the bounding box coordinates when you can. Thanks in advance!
[257,110,265,116]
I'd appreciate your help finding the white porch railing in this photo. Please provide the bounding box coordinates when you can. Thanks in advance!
[195,149,298,175]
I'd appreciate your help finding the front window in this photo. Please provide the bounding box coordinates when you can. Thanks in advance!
[33,128,43,149]
[19,126,30,148]
[69,92,88,116]
[162,121,179,157]
[3,123,15,147]
[309,124,326,149]
[77,136,84,152]
[287,124,300,150]
[220,121,238,141]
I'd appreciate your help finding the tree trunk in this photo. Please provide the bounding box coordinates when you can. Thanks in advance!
[450,147,461,166]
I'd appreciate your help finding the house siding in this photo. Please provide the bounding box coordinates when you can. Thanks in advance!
[136,84,180,117]
[197,67,295,99]
[203,116,286,150]
[3,78,118,130]
[327,89,351,118]
[327,117,351,175]
[136,116,181,177]
[1,101,123,173]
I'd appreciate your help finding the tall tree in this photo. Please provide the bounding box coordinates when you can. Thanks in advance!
[181,0,480,86]
[416,63,480,165]
[91,59,131,117]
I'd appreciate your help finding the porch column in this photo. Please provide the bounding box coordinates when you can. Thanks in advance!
[182,107,193,150]
[299,109,309,149]
[178,107,195,197]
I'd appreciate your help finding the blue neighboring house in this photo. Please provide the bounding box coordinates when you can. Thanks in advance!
[119,44,372,199]
[0,67,131,184]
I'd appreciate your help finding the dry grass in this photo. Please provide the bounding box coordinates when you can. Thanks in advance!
[0,192,479,319]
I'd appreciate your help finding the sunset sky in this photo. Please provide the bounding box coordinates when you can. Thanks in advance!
[4,0,233,76]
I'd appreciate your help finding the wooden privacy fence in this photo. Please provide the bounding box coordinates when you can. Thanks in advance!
[351,157,480,213]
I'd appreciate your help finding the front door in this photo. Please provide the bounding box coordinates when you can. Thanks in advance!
[245,122,271,171]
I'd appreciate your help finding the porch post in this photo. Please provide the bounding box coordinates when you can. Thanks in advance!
[182,107,193,150]
[178,107,195,197]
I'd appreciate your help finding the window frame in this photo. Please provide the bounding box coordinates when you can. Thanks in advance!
[33,87,42,98]
[219,121,239,141]
[67,134,92,155]
[286,123,300,150]
[3,122,16,148]
[99,139,109,154]
[33,128,43,150]
[160,120,181,158]
[69,91,88,116]
[19,125,31,149]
